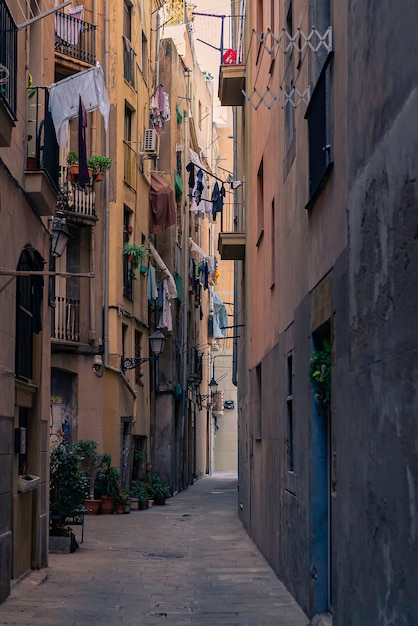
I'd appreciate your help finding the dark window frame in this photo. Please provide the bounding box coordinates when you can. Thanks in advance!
[304,51,334,209]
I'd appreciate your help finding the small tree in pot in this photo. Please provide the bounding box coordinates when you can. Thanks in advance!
[74,439,102,514]
[49,442,88,540]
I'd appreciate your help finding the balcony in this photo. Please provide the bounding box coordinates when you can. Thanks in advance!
[217,200,245,261]
[57,169,97,225]
[219,62,246,107]
[51,296,80,343]
[0,0,17,146]
[55,11,96,66]
[25,87,59,215]
[218,14,246,107]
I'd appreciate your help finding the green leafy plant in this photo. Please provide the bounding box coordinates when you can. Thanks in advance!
[49,442,88,536]
[94,453,120,501]
[309,338,332,406]
[116,489,130,507]
[66,150,79,166]
[130,482,148,505]
[123,243,149,279]
[87,155,112,175]
[74,439,101,500]
[148,473,171,502]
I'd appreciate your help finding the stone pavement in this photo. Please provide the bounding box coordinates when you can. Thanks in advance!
[0,472,309,625]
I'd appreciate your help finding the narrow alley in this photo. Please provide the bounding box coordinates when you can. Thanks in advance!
[0,474,309,626]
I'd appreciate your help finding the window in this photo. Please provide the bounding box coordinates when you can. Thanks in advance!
[134,330,143,385]
[284,1,296,177]
[122,323,128,369]
[123,206,133,299]
[255,364,262,440]
[140,31,148,82]
[305,0,332,204]
[256,159,264,245]
[123,0,132,41]
[123,104,136,189]
[286,354,294,471]
[0,0,17,118]
[270,198,275,288]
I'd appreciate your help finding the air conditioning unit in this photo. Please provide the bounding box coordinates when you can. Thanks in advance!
[144,128,157,153]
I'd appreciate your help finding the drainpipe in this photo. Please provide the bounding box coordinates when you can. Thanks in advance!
[180,71,190,489]
[103,0,110,367]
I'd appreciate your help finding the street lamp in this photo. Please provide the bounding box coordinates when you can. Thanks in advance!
[50,211,72,258]
[121,329,166,371]
[209,377,218,396]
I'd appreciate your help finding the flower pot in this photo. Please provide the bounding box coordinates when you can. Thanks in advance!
[129,496,139,511]
[153,497,166,506]
[26,155,37,170]
[138,499,149,510]
[84,498,101,515]
[100,496,114,514]
[95,171,104,182]
[116,505,125,514]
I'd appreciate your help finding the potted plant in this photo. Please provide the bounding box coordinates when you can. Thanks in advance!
[309,337,332,406]
[123,242,149,280]
[94,453,120,513]
[49,441,88,551]
[148,473,171,505]
[26,151,37,170]
[87,155,112,181]
[129,482,149,510]
[74,439,102,515]
[115,490,130,514]
[66,150,79,181]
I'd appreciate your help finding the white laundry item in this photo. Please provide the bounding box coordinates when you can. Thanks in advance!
[49,63,110,146]
[157,279,173,332]
[55,11,82,45]
[148,241,178,299]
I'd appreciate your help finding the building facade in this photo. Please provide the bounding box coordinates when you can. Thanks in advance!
[218,0,418,624]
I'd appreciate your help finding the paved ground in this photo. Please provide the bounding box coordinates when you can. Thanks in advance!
[0,473,309,625]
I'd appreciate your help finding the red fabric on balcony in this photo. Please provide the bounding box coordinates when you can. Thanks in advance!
[150,172,176,234]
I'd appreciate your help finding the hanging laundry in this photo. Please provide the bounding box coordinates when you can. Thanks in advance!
[211,182,224,220]
[186,162,195,188]
[210,288,228,337]
[147,264,158,302]
[55,5,85,46]
[78,95,90,188]
[150,172,176,234]
[157,278,173,332]
[49,64,110,146]
[195,169,204,204]
[150,84,170,134]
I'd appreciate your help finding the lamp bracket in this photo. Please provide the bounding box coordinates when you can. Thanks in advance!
[121,356,156,372]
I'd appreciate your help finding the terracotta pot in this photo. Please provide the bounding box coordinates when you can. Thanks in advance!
[100,496,114,514]
[84,498,101,515]
[26,155,37,170]
[95,171,104,181]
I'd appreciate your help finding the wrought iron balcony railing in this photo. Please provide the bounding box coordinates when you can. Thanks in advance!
[51,296,80,343]
[0,0,17,119]
[26,86,59,189]
[55,11,96,65]
[58,168,97,220]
